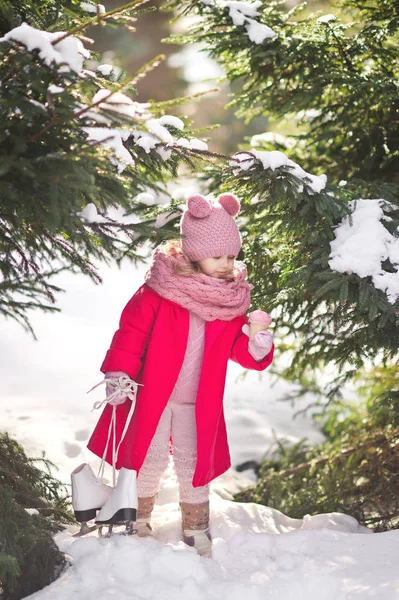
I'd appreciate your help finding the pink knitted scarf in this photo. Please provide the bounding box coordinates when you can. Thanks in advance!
[144,246,252,321]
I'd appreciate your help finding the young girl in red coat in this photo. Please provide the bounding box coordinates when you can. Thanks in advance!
[86,192,274,557]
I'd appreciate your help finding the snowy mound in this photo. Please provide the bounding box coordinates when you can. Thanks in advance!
[28,474,399,600]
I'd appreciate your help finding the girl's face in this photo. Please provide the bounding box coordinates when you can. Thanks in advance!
[197,255,235,279]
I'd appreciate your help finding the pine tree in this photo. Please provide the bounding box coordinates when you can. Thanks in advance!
[162,0,399,528]
[0,0,209,334]
[234,362,399,531]
[165,0,399,377]
[0,433,74,600]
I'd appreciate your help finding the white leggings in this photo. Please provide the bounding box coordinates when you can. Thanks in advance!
[137,401,210,504]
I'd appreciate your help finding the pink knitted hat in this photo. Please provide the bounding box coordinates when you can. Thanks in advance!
[181,193,242,261]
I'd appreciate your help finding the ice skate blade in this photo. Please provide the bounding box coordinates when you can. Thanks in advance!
[98,524,114,538]
[95,507,137,525]
[122,521,138,536]
[73,522,100,537]
[98,522,138,538]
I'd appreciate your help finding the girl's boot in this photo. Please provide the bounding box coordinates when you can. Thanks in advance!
[181,501,212,558]
[136,495,156,537]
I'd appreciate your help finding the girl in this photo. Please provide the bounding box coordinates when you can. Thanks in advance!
[86,192,274,557]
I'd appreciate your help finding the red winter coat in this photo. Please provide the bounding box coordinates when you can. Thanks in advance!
[87,284,274,487]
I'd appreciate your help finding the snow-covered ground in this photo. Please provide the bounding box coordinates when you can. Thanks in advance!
[1,262,399,599]
[31,474,399,600]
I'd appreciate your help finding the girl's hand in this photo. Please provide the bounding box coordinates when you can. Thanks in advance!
[242,326,274,359]
[104,371,138,406]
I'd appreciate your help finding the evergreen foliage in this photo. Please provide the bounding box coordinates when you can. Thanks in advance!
[0,433,74,600]
[0,0,85,35]
[236,366,399,531]
[165,0,399,377]
[163,0,399,529]
[0,0,208,334]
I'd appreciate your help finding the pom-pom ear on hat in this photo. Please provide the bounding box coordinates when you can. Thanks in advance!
[218,193,240,217]
[186,194,212,219]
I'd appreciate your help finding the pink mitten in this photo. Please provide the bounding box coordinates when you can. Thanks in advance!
[242,325,274,361]
[104,371,137,406]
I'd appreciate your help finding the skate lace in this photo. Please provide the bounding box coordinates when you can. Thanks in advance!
[88,375,142,486]
[89,375,142,410]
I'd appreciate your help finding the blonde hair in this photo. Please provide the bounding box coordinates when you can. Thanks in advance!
[163,239,237,280]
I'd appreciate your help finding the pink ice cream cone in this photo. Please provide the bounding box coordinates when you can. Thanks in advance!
[248,310,272,341]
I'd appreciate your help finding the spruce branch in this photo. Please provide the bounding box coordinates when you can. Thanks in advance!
[325,22,357,74]
[27,57,164,144]
[51,0,148,44]
[150,87,219,110]
[266,429,399,479]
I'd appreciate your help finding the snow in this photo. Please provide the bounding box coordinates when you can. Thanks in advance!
[133,130,159,153]
[245,19,276,44]
[96,63,113,76]
[190,138,209,151]
[317,14,337,24]
[1,260,399,597]
[0,23,90,73]
[135,192,156,205]
[174,137,208,151]
[226,1,262,21]
[77,89,204,163]
[154,209,182,228]
[156,146,173,161]
[146,119,175,143]
[232,150,327,193]
[157,115,185,130]
[82,126,134,173]
[48,84,64,94]
[132,123,172,154]
[91,88,146,120]
[28,482,399,600]
[329,199,399,303]
[175,137,191,148]
[200,0,276,44]
[130,119,207,159]
[25,508,40,516]
[79,89,196,168]
[294,108,322,122]
[77,203,108,223]
[80,2,106,14]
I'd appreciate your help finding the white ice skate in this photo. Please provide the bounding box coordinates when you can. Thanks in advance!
[95,467,138,535]
[71,375,139,537]
[71,463,113,536]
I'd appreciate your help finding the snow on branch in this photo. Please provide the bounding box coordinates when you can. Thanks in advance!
[81,91,207,168]
[329,199,399,304]
[80,2,106,14]
[200,0,276,44]
[0,19,206,174]
[231,150,327,193]
[82,127,135,172]
[91,89,150,120]
[0,23,90,73]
